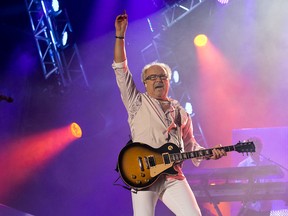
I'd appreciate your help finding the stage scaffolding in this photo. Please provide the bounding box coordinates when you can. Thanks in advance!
[25,0,89,88]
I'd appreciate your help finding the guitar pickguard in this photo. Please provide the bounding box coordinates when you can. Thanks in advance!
[150,163,173,177]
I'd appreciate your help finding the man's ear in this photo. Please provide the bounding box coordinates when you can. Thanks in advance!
[144,82,147,87]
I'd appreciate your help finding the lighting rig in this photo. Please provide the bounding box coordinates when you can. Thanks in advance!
[25,0,89,88]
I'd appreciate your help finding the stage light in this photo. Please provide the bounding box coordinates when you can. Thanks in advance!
[172,70,180,84]
[0,123,82,200]
[51,0,60,12]
[185,102,193,115]
[70,122,82,138]
[61,31,68,46]
[58,23,73,48]
[217,0,229,4]
[194,34,208,47]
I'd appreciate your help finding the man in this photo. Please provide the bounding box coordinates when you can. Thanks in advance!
[112,12,227,216]
[237,137,272,216]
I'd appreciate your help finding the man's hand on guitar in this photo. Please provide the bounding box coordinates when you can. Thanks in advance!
[207,144,227,160]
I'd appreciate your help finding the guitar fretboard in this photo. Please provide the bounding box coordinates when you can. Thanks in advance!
[170,146,235,162]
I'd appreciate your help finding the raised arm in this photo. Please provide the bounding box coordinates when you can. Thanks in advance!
[114,12,128,63]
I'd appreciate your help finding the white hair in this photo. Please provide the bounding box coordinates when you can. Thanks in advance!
[141,62,172,83]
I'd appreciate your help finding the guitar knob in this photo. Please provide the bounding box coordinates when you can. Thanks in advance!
[136,180,141,184]
[141,173,145,177]
[131,175,137,179]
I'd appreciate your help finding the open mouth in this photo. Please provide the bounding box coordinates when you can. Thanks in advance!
[155,84,164,89]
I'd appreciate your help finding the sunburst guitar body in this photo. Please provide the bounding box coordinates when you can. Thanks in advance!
[117,141,255,190]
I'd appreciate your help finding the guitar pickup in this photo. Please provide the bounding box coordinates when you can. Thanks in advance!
[144,157,150,169]
[163,153,170,164]
[147,155,156,167]
[138,157,144,171]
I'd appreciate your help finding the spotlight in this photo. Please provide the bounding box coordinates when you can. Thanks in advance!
[59,23,73,48]
[217,0,229,4]
[172,70,180,84]
[70,122,82,138]
[194,34,208,47]
[61,31,68,46]
[51,0,60,12]
[185,102,193,115]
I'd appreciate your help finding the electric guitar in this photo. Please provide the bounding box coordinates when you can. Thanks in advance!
[117,141,255,190]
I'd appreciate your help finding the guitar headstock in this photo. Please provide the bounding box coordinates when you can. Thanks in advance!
[235,140,255,153]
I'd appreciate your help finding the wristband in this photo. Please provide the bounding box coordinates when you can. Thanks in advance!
[115,36,124,39]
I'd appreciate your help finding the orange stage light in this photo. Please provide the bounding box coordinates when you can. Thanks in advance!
[0,122,82,201]
[70,122,82,138]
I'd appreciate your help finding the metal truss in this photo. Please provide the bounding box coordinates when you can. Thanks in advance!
[192,115,208,148]
[141,34,174,64]
[141,0,207,64]
[162,0,205,28]
[25,0,89,88]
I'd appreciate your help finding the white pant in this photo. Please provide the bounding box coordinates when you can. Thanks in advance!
[131,176,202,216]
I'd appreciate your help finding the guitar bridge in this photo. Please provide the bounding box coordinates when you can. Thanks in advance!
[144,157,150,169]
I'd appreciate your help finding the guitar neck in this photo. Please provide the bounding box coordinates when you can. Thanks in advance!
[170,145,235,162]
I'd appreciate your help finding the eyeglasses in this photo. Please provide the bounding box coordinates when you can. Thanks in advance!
[145,74,169,81]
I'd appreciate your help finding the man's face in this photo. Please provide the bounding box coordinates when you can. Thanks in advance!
[144,65,170,100]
